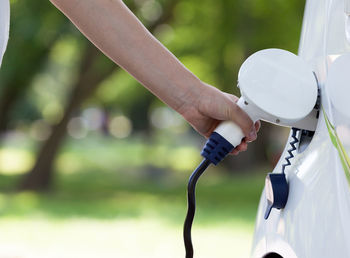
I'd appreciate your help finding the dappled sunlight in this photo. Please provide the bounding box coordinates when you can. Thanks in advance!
[169,147,202,172]
[56,153,83,175]
[109,115,133,139]
[0,148,33,175]
[56,135,202,174]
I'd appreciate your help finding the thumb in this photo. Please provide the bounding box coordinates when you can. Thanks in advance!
[224,94,256,141]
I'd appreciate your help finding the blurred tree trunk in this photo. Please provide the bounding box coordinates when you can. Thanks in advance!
[0,85,21,133]
[19,0,179,191]
[19,43,116,190]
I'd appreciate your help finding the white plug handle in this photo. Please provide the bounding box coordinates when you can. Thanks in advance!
[214,97,254,147]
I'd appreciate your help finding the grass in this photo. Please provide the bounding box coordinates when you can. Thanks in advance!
[0,170,265,258]
[0,134,267,257]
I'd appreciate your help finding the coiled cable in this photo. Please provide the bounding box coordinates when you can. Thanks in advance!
[281,127,300,174]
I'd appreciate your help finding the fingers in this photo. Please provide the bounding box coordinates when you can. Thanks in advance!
[194,87,260,153]
[224,93,239,103]
[224,94,256,140]
[245,121,261,142]
[255,120,261,132]
[220,94,262,155]
[197,87,255,138]
[230,121,260,155]
[231,139,248,155]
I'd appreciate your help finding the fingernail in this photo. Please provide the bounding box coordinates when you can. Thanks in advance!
[249,131,257,140]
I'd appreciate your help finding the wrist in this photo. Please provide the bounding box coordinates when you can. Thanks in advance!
[175,75,205,117]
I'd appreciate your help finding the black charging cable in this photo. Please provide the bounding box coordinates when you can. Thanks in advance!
[183,132,235,258]
[183,158,211,258]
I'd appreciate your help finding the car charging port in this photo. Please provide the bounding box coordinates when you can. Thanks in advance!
[298,129,315,153]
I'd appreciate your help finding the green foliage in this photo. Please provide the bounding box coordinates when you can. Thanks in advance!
[91,0,306,120]
[162,0,305,93]
[1,0,70,85]
[0,0,305,130]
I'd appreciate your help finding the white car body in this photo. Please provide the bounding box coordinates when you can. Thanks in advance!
[0,0,10,66]
[251,0,350,257]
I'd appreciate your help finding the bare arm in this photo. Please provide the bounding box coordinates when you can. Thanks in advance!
[49,0,258,150]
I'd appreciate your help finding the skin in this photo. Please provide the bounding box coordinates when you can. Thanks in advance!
[49,0,260,154]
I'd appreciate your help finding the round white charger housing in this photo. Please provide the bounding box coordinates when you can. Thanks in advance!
[238,48,318,124]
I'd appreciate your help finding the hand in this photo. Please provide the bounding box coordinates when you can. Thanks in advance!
[178,82,260,155]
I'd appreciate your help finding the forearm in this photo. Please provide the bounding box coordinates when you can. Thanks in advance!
[50,0,202,112]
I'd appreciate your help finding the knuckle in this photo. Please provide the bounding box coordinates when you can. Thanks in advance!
[243,120,254,135]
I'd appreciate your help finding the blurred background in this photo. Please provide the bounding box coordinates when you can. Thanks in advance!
[0,0,305,257]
